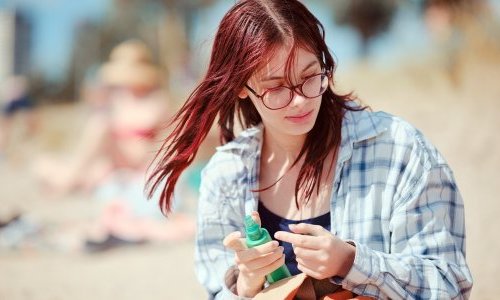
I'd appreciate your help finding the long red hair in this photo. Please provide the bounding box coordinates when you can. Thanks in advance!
[147,0,363,214]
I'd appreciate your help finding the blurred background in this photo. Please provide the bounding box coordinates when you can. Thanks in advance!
[0,0,499,299]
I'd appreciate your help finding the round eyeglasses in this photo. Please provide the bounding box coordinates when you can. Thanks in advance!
[245,71,331,110]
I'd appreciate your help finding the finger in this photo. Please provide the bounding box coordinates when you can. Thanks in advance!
[249,252,287,278]
[250,211,261,226]
[238,246,284,273]
[236,240,279,262]
[274,231,319,249]
[296,262,324,279]
[293,246,320,261]
[223,231,247,251]
[289,223,329,237]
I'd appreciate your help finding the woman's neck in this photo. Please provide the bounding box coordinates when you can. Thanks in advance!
[262,127,306,164]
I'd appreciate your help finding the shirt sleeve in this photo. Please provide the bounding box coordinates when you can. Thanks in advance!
[332,145,474,299]
[194,155,252,300]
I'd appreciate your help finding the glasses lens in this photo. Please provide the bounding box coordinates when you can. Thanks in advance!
[263,87,293,109]
[302,74,328,98]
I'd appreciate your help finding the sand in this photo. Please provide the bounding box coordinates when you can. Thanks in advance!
[1,51,499,299]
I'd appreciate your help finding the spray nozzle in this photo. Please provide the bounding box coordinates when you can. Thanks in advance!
[245,215,262,240]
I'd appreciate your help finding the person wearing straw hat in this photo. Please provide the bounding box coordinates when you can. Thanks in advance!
[35,39,169,194]
[30,40,195,252]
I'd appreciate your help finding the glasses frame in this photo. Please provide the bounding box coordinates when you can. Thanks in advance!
[245,70,331,110]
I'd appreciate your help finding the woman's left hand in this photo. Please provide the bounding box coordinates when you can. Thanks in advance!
[274,223,356,280]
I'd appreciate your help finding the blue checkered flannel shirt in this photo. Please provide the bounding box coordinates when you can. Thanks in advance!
[194,108,473,299]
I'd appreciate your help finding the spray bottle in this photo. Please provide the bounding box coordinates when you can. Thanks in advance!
[244,215,292,284]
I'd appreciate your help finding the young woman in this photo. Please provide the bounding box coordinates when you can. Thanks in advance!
[147,0,473,299]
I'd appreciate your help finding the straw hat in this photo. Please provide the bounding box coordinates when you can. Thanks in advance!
[99,39,162,89]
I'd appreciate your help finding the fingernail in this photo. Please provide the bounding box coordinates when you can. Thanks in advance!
[289,224,296,229]
[274,232,281,239]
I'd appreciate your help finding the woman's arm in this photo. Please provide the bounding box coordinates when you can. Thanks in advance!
[332,163,473,299]
[194,153,253,300]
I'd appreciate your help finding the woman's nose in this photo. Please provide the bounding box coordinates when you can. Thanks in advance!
[289,90,307,108]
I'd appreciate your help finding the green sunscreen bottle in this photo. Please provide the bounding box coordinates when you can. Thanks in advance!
[244,215,292,284]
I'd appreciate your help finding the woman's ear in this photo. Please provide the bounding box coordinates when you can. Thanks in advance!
[237,88,249,99]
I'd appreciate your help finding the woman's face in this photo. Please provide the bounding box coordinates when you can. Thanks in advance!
[240,45,324,140]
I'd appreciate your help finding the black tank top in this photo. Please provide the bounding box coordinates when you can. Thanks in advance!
[258,202,331,275]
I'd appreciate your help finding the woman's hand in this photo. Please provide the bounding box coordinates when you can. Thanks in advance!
[274,223,355,280]
[223,212,285,298]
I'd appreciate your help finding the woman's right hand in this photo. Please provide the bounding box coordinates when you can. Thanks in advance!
[222,212,285,298]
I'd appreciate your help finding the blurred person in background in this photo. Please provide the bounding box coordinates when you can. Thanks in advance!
[30,39,195,252]
[0,75,38,160]
[34,39,167,195]
[421,0,497,85]
[333,0,397,57]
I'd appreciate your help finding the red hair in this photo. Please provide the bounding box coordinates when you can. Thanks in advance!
[147,0,363,214]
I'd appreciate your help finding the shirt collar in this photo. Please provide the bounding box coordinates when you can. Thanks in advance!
[338,107,389,163]
[215,123,263,155]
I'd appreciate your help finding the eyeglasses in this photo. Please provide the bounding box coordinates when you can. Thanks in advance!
[245,71,331,110]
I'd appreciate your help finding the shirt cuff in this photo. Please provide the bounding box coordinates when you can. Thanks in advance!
[330,240,375,289]
[220,265,254,300]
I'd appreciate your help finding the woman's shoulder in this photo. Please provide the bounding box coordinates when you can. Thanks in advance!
[345,108,422,142]
[201,125,262,181]
[346,108,447,168]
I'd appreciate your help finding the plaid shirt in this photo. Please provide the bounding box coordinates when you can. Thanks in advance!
[195,108,473,299]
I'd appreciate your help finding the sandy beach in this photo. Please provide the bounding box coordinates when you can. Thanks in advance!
[1,50,499,299]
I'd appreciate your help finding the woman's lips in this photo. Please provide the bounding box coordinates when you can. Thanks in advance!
[285,110,313,123]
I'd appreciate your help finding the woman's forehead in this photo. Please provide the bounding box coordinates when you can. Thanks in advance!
[253,46,318,80]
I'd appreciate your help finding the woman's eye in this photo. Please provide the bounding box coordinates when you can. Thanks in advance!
[264,84,284,91]
[304,71,320,79]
